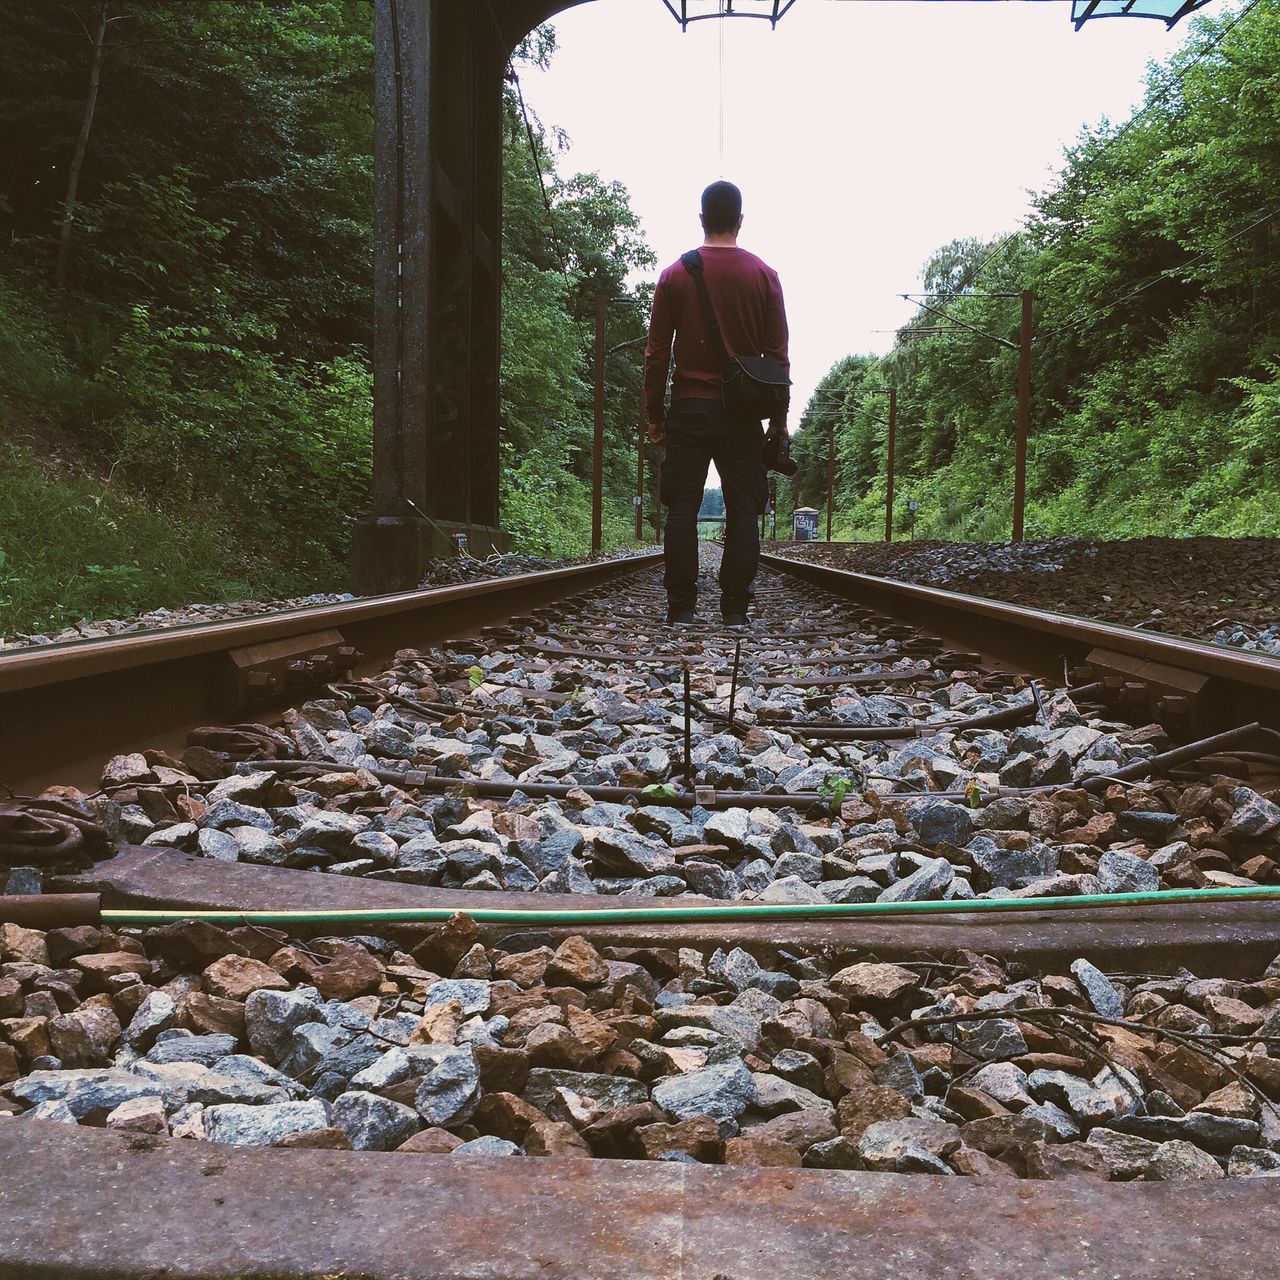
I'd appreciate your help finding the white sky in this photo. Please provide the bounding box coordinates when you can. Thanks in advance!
[525,0,1202,416]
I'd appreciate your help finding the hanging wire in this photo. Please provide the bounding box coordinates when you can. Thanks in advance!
[1036,198,1280,342]
[717,0,727,173]
[510,64,569,274]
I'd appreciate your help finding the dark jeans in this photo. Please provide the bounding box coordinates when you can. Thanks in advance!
[661,398,765,616]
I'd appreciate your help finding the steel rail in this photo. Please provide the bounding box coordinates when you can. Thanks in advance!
[4,1120,1279,1280]
[761,550,1280,732]
[0,553,663,793]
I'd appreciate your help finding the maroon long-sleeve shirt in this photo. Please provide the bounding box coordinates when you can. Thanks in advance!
[644,245,790,424]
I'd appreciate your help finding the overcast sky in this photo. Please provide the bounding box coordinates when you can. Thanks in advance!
[525,0,1204,415]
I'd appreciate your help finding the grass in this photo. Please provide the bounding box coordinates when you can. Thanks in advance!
[0,445,342,638]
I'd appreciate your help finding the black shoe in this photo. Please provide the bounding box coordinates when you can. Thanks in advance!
[667,610,696,625]
[722,613,749,627]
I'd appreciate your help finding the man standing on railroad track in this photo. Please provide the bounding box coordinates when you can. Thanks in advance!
[644,180,791,627]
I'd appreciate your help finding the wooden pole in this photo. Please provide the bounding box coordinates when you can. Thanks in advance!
[592,292,606,552]
[825,430,834,541]
[635,404,645,542]
[55,2,108,289]
[1013,289,1032,542]
[653,455,662,542]
[884,385,897,542]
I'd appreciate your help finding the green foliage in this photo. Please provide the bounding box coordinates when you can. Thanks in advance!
[818,771,855,813]
[796,0,1280,542]
[0,5,651,632]
[641,783,679,802]
[0,445,270,636]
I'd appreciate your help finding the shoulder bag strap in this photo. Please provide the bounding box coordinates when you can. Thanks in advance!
[680,250,732,371]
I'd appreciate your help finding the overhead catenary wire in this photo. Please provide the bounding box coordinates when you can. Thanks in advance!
[509,63,569,274]
[1035,198,1280,342]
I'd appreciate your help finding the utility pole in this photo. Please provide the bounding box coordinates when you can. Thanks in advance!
[1012,289,1032,543]
[591,293,606,552]
[653,455,662,542]
[884,385,897,543]
[635,405,645,542]
[825,429,835,541]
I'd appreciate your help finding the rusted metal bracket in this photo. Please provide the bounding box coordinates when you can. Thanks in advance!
[1084,647,1210,732]
[223,629,361,713]
[0,798,110,866]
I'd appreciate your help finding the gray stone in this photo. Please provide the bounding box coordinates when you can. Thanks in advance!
[803,1136,862,1169]
[244,987,324,1064]
[1227,1146,1280,1177]
[967,837,1058,890]
[22,1099,79,1124]
[874,1050,926,1102]
[682,861,741,899]
[210,1055,301,1095]
[858,1116,961,1174]
[524,1069,649,1122]
[708,947,761,993]
[770,1050,825,1095]
[195,828,241,862]
[228,827,290,865]
[1111,1113,1261,1154]
[652,1060,757,1136]
[956,1017,1028,1062]
[703,808,754,851]
[979,797,1030,831]
[751,1073,836,1122]
[423,979,491,1017]
[1145,1139,1225,1181]
[908,800,974,848]
[591,830,676,877]
[1020,1101,1081,1141]
[878,857,954,903]
[1028,1068,1139,1125]
[144,1034,240,1068]
[1097,850,1159,895]
[819,877,880,904]
[1070,958,1125,1019]
[969,1062,1032,1109]
[203,1100,330,1146]
[1085,1127,1162,1178]
[772,852,824,884]
[413,1046,481,1127]
[759,876,825,904]
[186,1074,288,1107]
[332,1090,421,1151]
[203,799,274,832]
[454,1135,522,1157]
[1220,787,1280,840]
[122,991,176,1051]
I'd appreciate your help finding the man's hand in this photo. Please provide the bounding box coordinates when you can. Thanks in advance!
[647,420,665,445]
[766,418,787,441]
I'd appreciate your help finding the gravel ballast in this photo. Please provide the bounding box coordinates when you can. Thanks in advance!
[2,914,1279,1180]
[774,537,1280,653]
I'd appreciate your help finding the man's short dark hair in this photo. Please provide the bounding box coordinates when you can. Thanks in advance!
[701,181,742,235]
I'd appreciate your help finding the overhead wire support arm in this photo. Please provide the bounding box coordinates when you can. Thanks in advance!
[902,291,1022,301]
[900,296,1018,350]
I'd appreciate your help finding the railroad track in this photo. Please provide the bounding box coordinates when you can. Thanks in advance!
[2,546,1280,1278]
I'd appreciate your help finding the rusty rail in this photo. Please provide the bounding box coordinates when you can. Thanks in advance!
[761,550,1280,733]
[0,553,662,793]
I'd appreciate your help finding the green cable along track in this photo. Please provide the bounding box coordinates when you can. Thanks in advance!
[100,884,1280,929]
